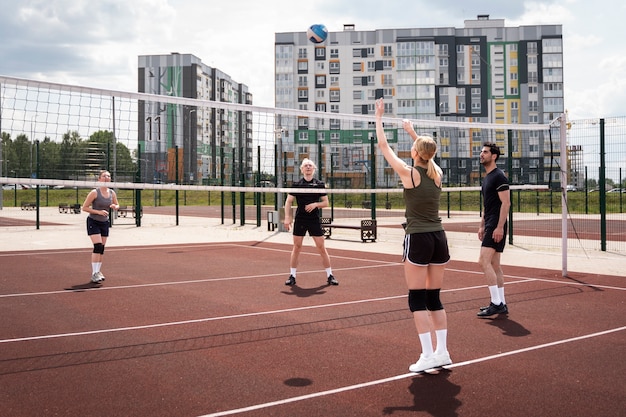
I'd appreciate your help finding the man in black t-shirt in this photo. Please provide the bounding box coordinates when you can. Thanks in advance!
[477,143,511,317]
[283,158,338,287]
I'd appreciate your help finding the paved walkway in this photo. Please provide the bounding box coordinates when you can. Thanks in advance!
[0,207,623,277]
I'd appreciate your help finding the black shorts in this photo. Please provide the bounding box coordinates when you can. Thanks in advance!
[481,224,507,253]
[87,217,110,237]
[402,230,450,266]
[293,218,324,237]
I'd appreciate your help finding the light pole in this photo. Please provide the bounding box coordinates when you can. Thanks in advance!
[187,108,196,184]
[30,114,38,177]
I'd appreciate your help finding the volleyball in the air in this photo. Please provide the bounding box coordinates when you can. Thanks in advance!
[307,24,328,44]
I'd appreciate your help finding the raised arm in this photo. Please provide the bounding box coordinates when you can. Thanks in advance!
[375,98,413,184]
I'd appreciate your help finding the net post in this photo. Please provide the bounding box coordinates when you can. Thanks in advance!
[35,140,40,230]
[507,129,513,245]
[559,114,568,276]
[239,146,245,226]
[175,146,179,226]
[370,136,376,220]
[599,119,606,251]
[135,144,142,227]
[256,145,261,227]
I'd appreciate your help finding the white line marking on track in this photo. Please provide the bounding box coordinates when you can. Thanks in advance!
[197,326,626,417]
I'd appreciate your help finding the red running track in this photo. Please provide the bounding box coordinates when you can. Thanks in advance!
[0,242,624,416]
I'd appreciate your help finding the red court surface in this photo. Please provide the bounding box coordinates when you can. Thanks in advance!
[1,242,624,417]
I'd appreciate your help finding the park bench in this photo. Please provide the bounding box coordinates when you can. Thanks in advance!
[118,206,142,218]
[320,217,377,243]
[20,202,36,210]
[58,203,81,214]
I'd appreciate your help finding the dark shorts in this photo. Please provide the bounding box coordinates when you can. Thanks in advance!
[402,230,450,266]
[481,223,507,253]
[293,218,324,237]
[87,216,110,237]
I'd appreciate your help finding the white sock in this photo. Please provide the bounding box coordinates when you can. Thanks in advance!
[325,267,332,277]
[418,332,434,357]
[290,268,297,277]
[92,263,98,274]
[488,285,502,305]
[498,286,506,305]
[434,329,448,355]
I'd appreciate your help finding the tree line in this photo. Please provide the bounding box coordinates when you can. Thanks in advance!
[1,130,136,181]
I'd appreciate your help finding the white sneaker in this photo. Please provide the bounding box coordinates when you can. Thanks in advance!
[408,354,438,373]
[434,351,452,367]
[96,271,106,281]
[91,273,103,283]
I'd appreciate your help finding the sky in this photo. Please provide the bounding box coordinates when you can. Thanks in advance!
[0,0,624,121]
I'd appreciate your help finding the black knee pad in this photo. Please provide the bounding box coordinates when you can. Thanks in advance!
[93,243,105,254]
[425,289,444,311]
[408,289,427,312]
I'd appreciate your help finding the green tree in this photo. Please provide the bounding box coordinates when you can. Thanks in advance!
[59,130,83,179]
[88,130,136,180]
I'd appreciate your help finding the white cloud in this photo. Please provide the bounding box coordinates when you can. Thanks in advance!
[0,0,623,118]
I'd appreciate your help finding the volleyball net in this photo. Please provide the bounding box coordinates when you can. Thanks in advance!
[0,73,559,188]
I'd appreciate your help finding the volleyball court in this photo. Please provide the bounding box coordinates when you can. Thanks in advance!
[0,75,624,416]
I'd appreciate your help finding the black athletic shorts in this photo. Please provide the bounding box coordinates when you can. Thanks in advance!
[87,216,110,237]
[481,223,507,253]
[402,230,450,266]
[293,218,324,237]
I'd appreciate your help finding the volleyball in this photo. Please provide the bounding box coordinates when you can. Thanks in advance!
[307,24,328,44]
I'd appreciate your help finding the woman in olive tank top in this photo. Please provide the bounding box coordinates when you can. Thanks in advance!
[375,98,452,373]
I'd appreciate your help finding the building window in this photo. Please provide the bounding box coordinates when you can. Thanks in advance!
[329,61,340,74]
[330,89,340,102]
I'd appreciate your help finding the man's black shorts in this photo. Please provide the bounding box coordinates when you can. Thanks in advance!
[293,219,324,237]
[481,223,507,253]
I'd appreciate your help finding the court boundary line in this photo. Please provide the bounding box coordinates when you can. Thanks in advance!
[8,274,621,345]
[198,326,626,417]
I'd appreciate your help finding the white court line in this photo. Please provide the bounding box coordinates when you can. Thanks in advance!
[198,326,626,417]
[3,274,618,345]
[0,294,404,344]
[0,279,540,344]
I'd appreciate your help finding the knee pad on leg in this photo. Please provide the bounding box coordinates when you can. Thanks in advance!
[93,243,105,254]
[408,289,428,312]
[425,289,444,311]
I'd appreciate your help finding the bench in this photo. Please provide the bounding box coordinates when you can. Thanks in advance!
[118,205,142,218]
[58,203,81,214]
[20,202,36,210]
[320,217,377,243]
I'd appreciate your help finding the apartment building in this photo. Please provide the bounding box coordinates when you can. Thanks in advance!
[138,53,252,185]
[275,16,564,187]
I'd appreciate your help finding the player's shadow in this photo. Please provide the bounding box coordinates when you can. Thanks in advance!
[485,317,531,337]
[383,371,462,416]
[281,284,327,298]
[65,282,102,291]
